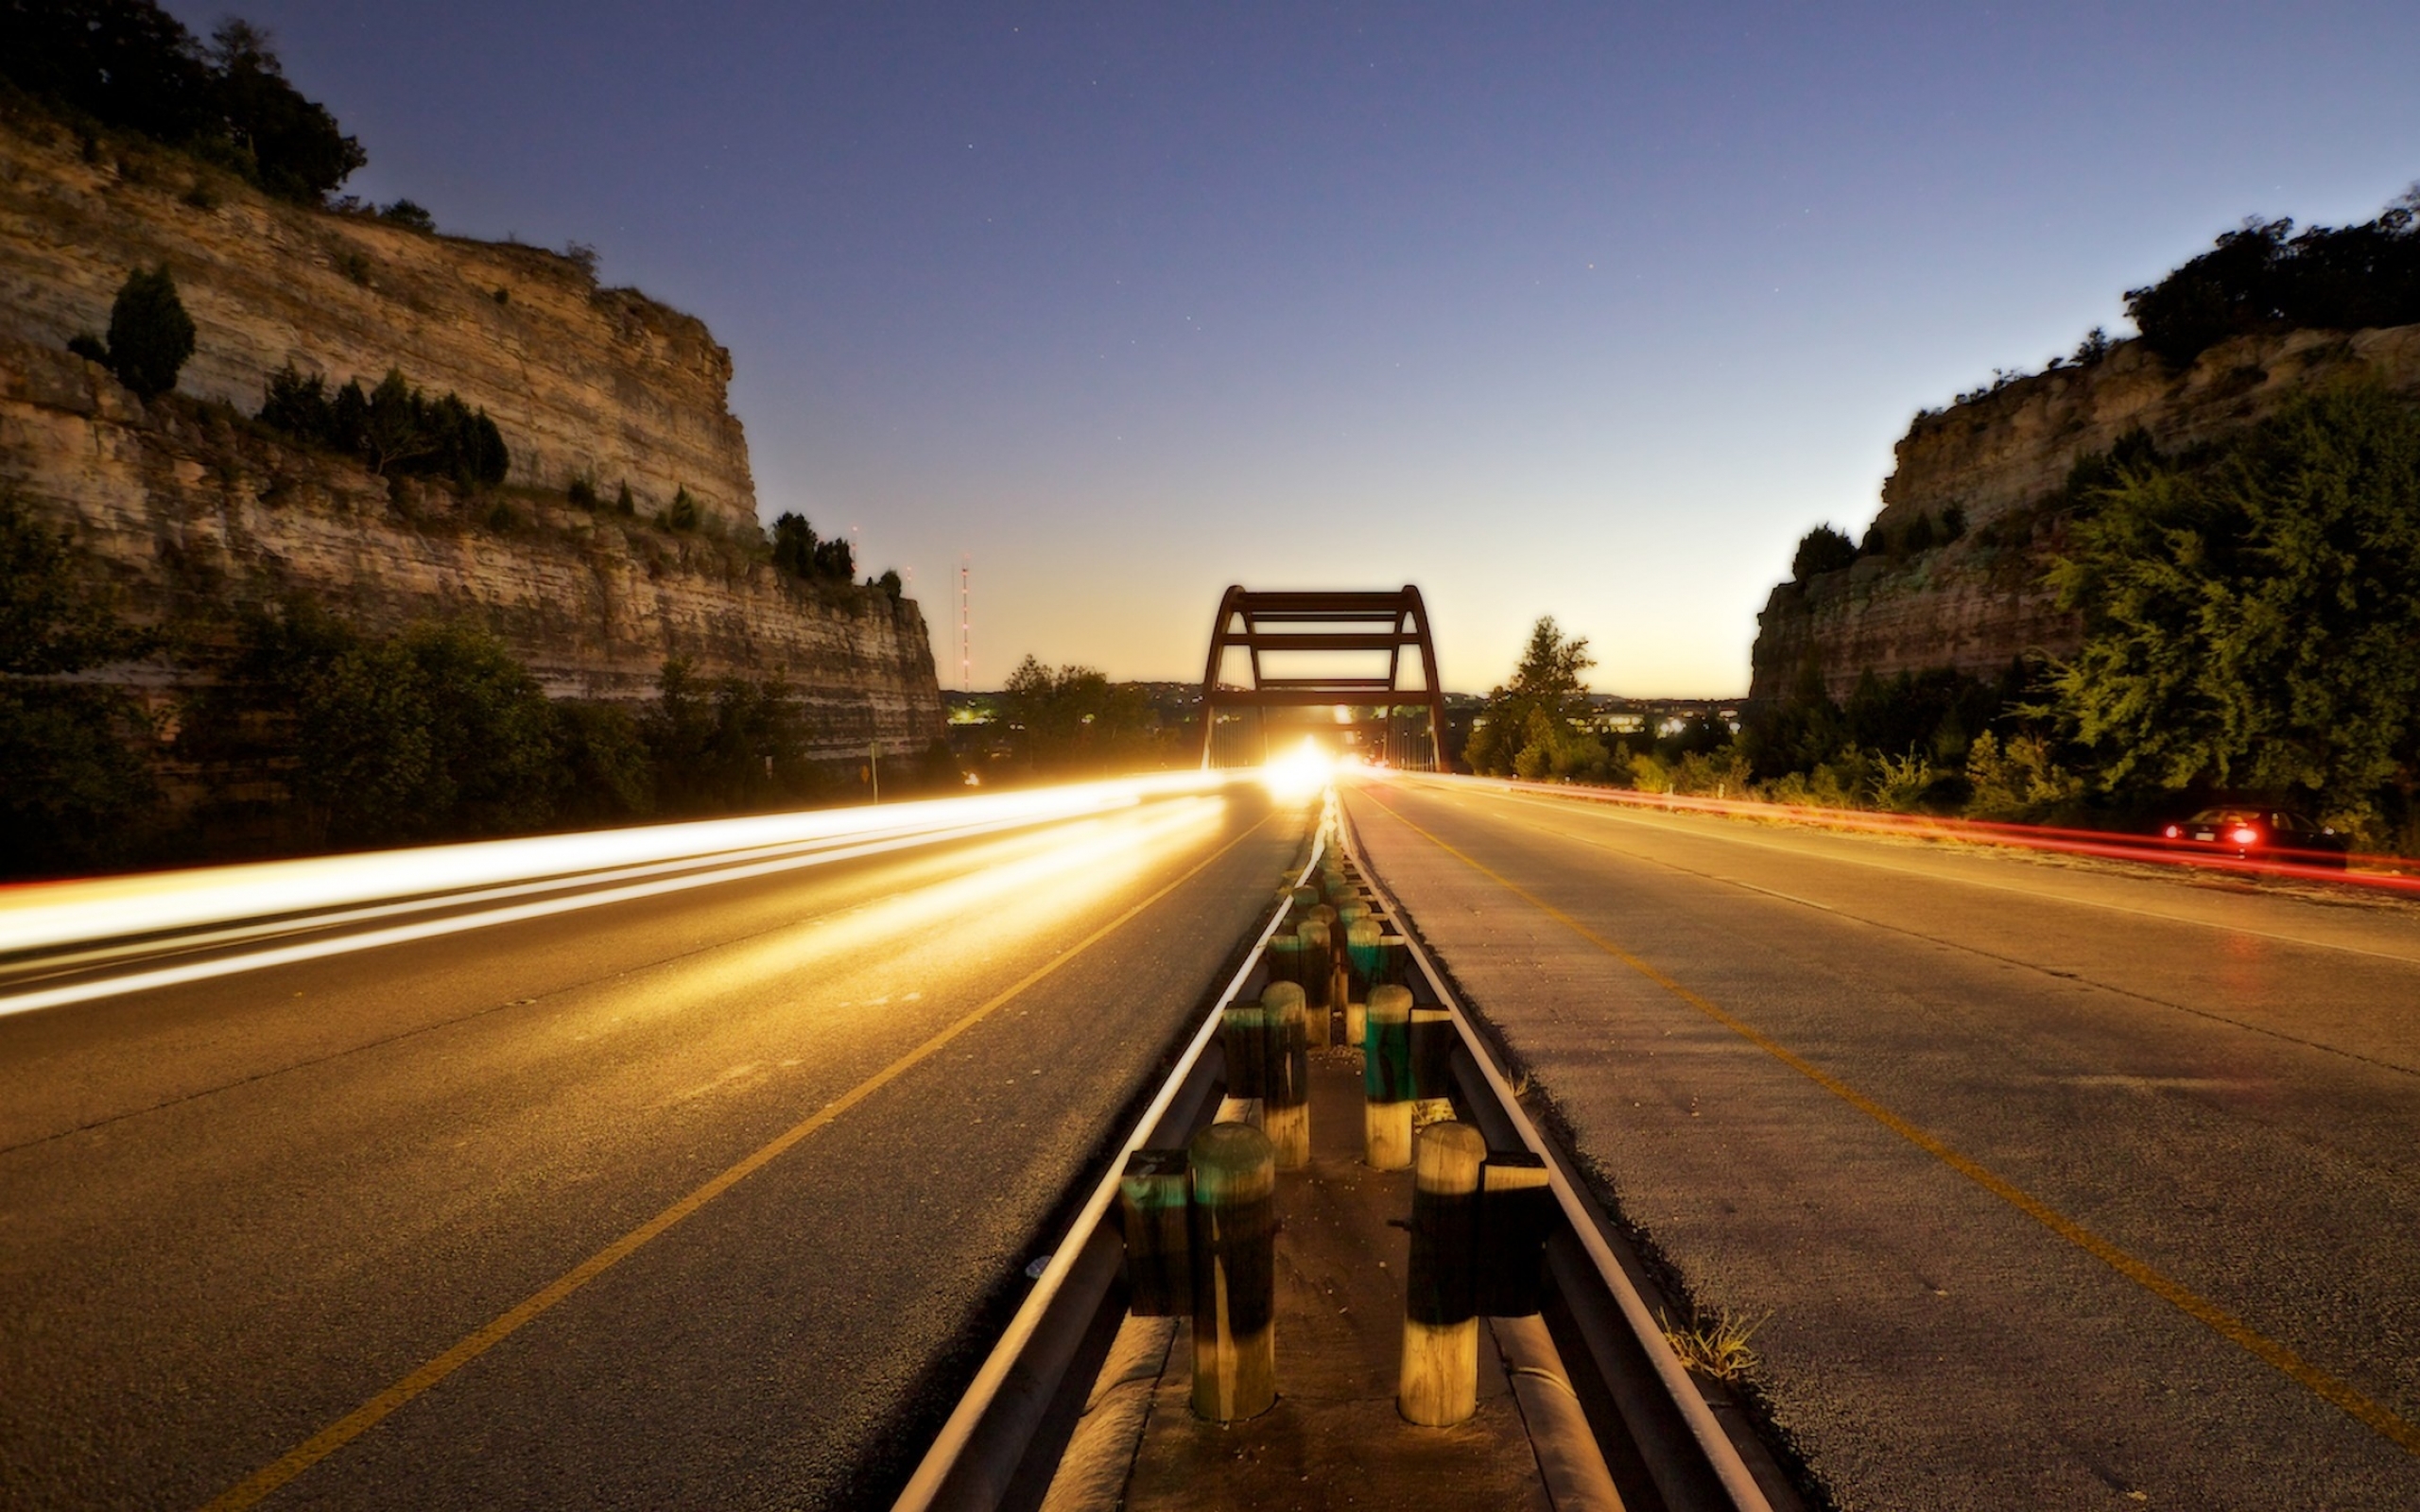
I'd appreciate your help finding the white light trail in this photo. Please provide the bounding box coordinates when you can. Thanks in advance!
[0,772,1257,1018]
[0,772,1237,958]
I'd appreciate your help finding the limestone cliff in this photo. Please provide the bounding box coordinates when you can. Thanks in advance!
[1750,322,2420,702]
[0,107,943,759]
[0,108,755,530]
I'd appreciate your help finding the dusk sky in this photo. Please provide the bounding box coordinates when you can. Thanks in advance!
[164,2,2420,695]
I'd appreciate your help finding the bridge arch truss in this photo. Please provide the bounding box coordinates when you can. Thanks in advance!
[1196,585,1448,771]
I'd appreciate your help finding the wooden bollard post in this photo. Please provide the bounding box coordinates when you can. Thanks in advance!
[1220,999,1268,1127]
[1190,1122,1278,1422]
[1265,932,1306,992]
[1345,917,1383,999]
[1117,1148,1192,1316]
[1362,984,1415,1169]
[1400,1121,1486,1426]
[1298,918,1333,1011]
[1260,985,1310,1168]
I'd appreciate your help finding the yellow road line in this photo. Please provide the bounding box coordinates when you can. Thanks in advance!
[1359,784,2420,1458]
[201,813,1273,1510]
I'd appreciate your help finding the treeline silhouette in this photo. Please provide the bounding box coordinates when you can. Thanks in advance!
[0,2,363,202]
[2126,198,2420,366]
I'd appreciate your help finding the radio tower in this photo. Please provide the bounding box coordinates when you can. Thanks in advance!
[959,558,972,691]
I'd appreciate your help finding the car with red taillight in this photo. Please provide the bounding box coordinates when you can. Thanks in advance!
[2160,808,2350,869]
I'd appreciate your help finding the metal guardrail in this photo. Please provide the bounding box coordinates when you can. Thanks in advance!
[890,830,1330,1510]
[892,787,1785,1511]
[1339,797,1779,1512]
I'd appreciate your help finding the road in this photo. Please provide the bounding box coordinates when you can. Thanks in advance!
[0,785,1305,1509]
[1348,775,2420,1512]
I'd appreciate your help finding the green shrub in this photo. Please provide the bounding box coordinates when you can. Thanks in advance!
[2046,380,2420,844]
[377,198,434,232]
[103,264,196,397]
[257,364,509,487]
[201,605,563,847]
[566,475,598,509]
[550,701,654,822]
[0,490,158,876]
[645,658,824,813]
[667,487,700,531]
[1789,525,1858,581]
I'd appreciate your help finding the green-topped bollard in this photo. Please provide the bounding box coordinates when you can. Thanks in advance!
[1338,900,1370,930]
[1117,1148,1192,1316]
[1363,984,1415,1168]
[1411,1004,1456,1101]
[1346,917,1384,996]
[1265,932,1307,992]
[1261,986,1310,1168]
[1190,1122,1278,1422]
[1400,1121,1487,1426]
[1220,999,1268,1129]
[1297,918,1333,1010]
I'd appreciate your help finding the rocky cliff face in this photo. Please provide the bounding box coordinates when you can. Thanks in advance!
[1,340,942,757]
[1751,321,2420,702]
[0,108,943,758]
[0,108,754,532]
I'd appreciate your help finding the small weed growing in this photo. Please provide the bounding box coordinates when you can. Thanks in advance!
[1658,1307,1769,1382]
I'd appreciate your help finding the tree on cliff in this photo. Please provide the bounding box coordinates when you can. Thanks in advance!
[0,3,365,202]
[1462,617,1608,779]
[204,20,364,202]
[1790,525,1858,581]
[2123,192,2420,367]
[770,513,858,583]
[2047,381,2420,843]
[258,365,509,488]
[83,265,197,399]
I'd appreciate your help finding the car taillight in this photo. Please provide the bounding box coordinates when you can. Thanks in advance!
[2229,825,2260,845]
[2163,825,2180,839]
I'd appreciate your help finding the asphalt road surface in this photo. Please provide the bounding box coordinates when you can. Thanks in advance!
[1349,775,2420,1512]
[0,786,1305,1509]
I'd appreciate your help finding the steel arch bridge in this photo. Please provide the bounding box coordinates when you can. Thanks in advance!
[1196,585,1448,770]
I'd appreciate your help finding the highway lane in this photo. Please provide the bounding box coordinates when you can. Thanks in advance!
[1347,775,2420,1512]
[0,785,1307,1509]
